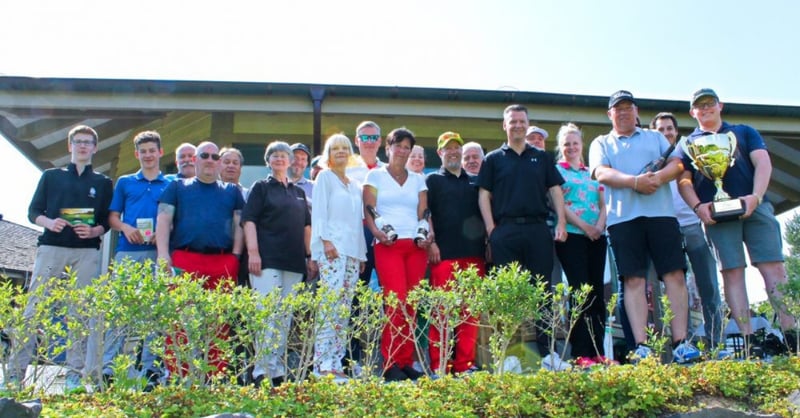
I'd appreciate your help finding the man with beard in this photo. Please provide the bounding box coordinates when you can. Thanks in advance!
[425,131,485,375]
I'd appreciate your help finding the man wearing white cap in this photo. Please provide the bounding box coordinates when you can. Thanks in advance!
[526,126,549,150]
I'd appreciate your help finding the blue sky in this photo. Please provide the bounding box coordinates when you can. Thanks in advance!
[1,0,798,300]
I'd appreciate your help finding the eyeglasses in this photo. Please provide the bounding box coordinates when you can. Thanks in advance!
[71,139,95,146]
[198,152,221,161]
[358,134,380,143]
[692,101,718,110]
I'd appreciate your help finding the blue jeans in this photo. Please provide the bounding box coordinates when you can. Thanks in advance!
[682,223,723,346]
[103,251,162,377]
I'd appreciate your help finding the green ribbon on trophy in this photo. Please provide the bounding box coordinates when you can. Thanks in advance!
[682,132,746,222]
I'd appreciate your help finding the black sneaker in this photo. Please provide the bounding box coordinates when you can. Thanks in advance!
[271,375,286,388]
[401,365,424,381]
[252,374,266,389]
[143,370,161,393]
[382,365,409,382]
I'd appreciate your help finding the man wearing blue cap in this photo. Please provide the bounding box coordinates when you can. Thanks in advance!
[678,88,795,355]
[589,90,700,364]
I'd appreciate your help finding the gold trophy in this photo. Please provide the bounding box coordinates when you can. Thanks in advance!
[682,132,745,222]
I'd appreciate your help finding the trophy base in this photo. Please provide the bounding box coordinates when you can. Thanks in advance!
[710,198,746,222]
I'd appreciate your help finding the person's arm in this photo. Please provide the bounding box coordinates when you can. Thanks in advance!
[744,149,771,218]
[677,170,715,225]
[548,185,567,242]
[305,224,317,277]
[232,209,243,257]
[478,188,495,237]
[243,221,261,275]
[595,187,607,236]
[363,184,390,244]
[416,190,432,248]
[155,203,175,269]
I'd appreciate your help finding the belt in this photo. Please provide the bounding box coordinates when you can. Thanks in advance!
[179,246,232,255]
[498,216,545,225]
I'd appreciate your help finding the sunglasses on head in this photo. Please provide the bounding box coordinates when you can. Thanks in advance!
[198,152,221,161]
[358,134,380,143]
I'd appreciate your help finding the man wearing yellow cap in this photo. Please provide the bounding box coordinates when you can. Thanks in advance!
[425,132,486,375]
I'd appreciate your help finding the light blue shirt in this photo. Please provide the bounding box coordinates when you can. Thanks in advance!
[588,128,678,227]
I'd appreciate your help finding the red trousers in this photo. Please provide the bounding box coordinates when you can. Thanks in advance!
[166,250,237,377]
[374,239,427,369]
[428,257,485,373]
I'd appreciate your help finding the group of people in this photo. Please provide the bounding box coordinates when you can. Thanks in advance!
[3,87,796,393]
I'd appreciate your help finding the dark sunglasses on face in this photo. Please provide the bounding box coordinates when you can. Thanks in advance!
[198,152,221,161]
[358,134,380,143]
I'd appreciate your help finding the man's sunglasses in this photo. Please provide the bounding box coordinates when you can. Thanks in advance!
[358,134,380,143]
[198,152,221,161]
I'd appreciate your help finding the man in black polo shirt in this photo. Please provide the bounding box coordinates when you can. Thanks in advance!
[477,104,568,371]
[6,125,113,393]
[426,131,486,375]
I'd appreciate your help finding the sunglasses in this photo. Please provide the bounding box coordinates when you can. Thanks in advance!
[358,134,380,143]
[198,152,221,161]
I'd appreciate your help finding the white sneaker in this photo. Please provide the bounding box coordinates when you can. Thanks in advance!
[541,353,571,371]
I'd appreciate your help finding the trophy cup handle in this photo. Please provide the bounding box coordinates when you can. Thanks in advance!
[726,131,737,168]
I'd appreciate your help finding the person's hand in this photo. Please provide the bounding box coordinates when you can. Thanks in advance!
[427,242,441,264]
[554,222,567,243]
[375,230,395,246]
[72,223,96,240]
[248,253,262,275]
[635,172,662,195]
[47,217,70,233]
[323,241,339,262]
[695,203,717,226]
[122,224,145,244]
[306,258,319,278]
[741,195,759,219]
[584,224,603,241]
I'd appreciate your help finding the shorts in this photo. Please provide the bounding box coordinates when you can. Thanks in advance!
[607,216,686,280]
[705,201,784,270]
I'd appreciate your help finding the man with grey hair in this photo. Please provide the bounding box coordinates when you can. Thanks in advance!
[167,142,196,180]
[461,141,484,176]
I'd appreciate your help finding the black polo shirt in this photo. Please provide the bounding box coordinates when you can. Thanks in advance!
[426,168,485,260]
[28,163,113,249]
[241,176,310,274]
[476,143,563,222]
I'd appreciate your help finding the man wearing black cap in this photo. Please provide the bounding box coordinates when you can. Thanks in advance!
[290,143,314,207]
[589,90,700,364]
[678,88,795,353]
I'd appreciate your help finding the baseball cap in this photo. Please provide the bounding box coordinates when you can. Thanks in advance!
[310,155,321,168]
[290,143,311,158]
[690,88,719,108]
[608,90,636,109]
[526,126,549,139]
[437,131,464,150]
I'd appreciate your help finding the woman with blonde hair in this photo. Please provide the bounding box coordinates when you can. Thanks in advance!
[310,134,367,381]
[553,123,612,367]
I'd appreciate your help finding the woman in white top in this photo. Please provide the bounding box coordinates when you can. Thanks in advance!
[310,134,367,381]
[405,144,426,174]
[363,127,432,382]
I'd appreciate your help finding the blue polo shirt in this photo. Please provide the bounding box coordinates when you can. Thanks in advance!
[477,143,564,222]
[109,170,171,252]
[159,177,245,251]
[681,121,764,202]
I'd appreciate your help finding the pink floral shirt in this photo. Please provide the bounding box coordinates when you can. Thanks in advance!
[556,162,604,236]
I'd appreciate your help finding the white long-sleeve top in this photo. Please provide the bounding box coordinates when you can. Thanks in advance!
[310,169,367,262]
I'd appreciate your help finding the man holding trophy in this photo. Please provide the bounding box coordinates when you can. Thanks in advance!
[678,88,796,353]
